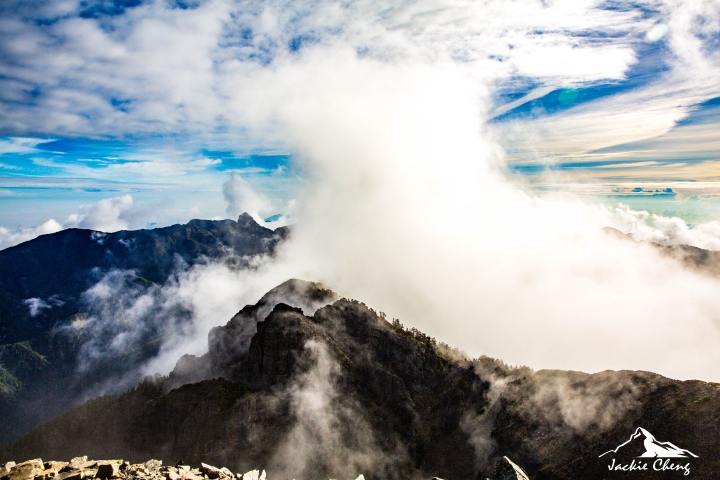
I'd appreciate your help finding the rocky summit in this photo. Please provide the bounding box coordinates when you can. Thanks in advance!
[1,456,531,480]
[0,457,274,480]
[2,279,719,480]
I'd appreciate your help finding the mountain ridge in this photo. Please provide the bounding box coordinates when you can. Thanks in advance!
[0,214,288,444]
[3,280,719,480]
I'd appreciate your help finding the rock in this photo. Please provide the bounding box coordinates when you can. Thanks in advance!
[58,471,83,480]
[3,459,44,480]
[144,461,162,472]
[199,464,220,479]
[165,471,181,480]
[493,456,530,480]
[67,459,86,471]
[241,471,259,480]
[42,463,67,473]
[355,476,365,480]
[3,463,16,473]
[219,468,232,478]
[15,461,43,470]
[95,464,119,479]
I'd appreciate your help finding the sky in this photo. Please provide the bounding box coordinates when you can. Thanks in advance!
[0,0,718,241]
[3,0,720,380]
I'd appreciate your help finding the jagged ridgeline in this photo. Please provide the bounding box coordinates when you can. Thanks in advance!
[2,280,720,480]
[0,214,288,444]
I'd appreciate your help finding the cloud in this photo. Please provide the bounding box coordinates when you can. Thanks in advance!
[65,194,137,231]
[238,52,720,382]
[0,219,63,249]
[610,204,720,250]
[223,172,271,222]
[0,0,676,139]
[0,194,173,249]
[0,137,48,154]
[268,340,391,479]
[22,297,51,317]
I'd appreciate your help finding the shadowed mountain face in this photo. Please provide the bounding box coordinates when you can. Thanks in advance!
[3,280,719,480]
[0,214,287,345]
[0,214,287,444]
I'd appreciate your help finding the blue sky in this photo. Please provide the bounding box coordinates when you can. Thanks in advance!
[0,0,719,246]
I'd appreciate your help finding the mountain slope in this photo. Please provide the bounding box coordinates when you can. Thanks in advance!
[4,280,719,480]
[0,214,287,345]
[0,214,287,444]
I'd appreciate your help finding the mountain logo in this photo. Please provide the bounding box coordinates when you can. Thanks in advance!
[600,427,698,476]
[599,427,699,459]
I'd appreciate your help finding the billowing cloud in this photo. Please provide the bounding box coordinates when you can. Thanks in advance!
[0,194,169,248]
[0,219,62,249]
[223,172,270,222]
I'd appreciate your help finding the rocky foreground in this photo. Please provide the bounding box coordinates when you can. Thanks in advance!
[1,456,530,480]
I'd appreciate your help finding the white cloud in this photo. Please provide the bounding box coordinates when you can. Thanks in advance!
[0,0,671,137]
[0,137,48,154]
[0,219,62,249]
[223,172,271,222]
[611,204,720,250]
[230,54,720,382]
[23,297,51,317]
[0,194,173,249]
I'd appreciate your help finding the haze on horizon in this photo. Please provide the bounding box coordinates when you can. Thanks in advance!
[2,0,720,382]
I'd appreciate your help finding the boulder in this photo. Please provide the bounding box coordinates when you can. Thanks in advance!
[15,460,43,470]
[199,464,220,479]
[144,461,162,472]
[95,464,119,479]
[67,459,86,471]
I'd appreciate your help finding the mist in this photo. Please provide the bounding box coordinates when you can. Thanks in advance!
[224,47,720,382]
[76,49,720,386]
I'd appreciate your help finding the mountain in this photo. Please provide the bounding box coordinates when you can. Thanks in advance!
[0,214,288,444]
[0,213,287,346]
[3,280,719,480]
[600,427,698,459]
[602,227,720,277]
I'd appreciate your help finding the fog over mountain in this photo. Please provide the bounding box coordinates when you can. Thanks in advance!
[0,215,288,443]
[3,280,719,480]
[1,1,720,477]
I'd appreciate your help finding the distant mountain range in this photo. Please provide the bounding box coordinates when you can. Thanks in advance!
[2,279,719,479]
[0,214,287,443]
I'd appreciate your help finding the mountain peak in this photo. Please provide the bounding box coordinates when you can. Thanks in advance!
[236,212,259,227]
